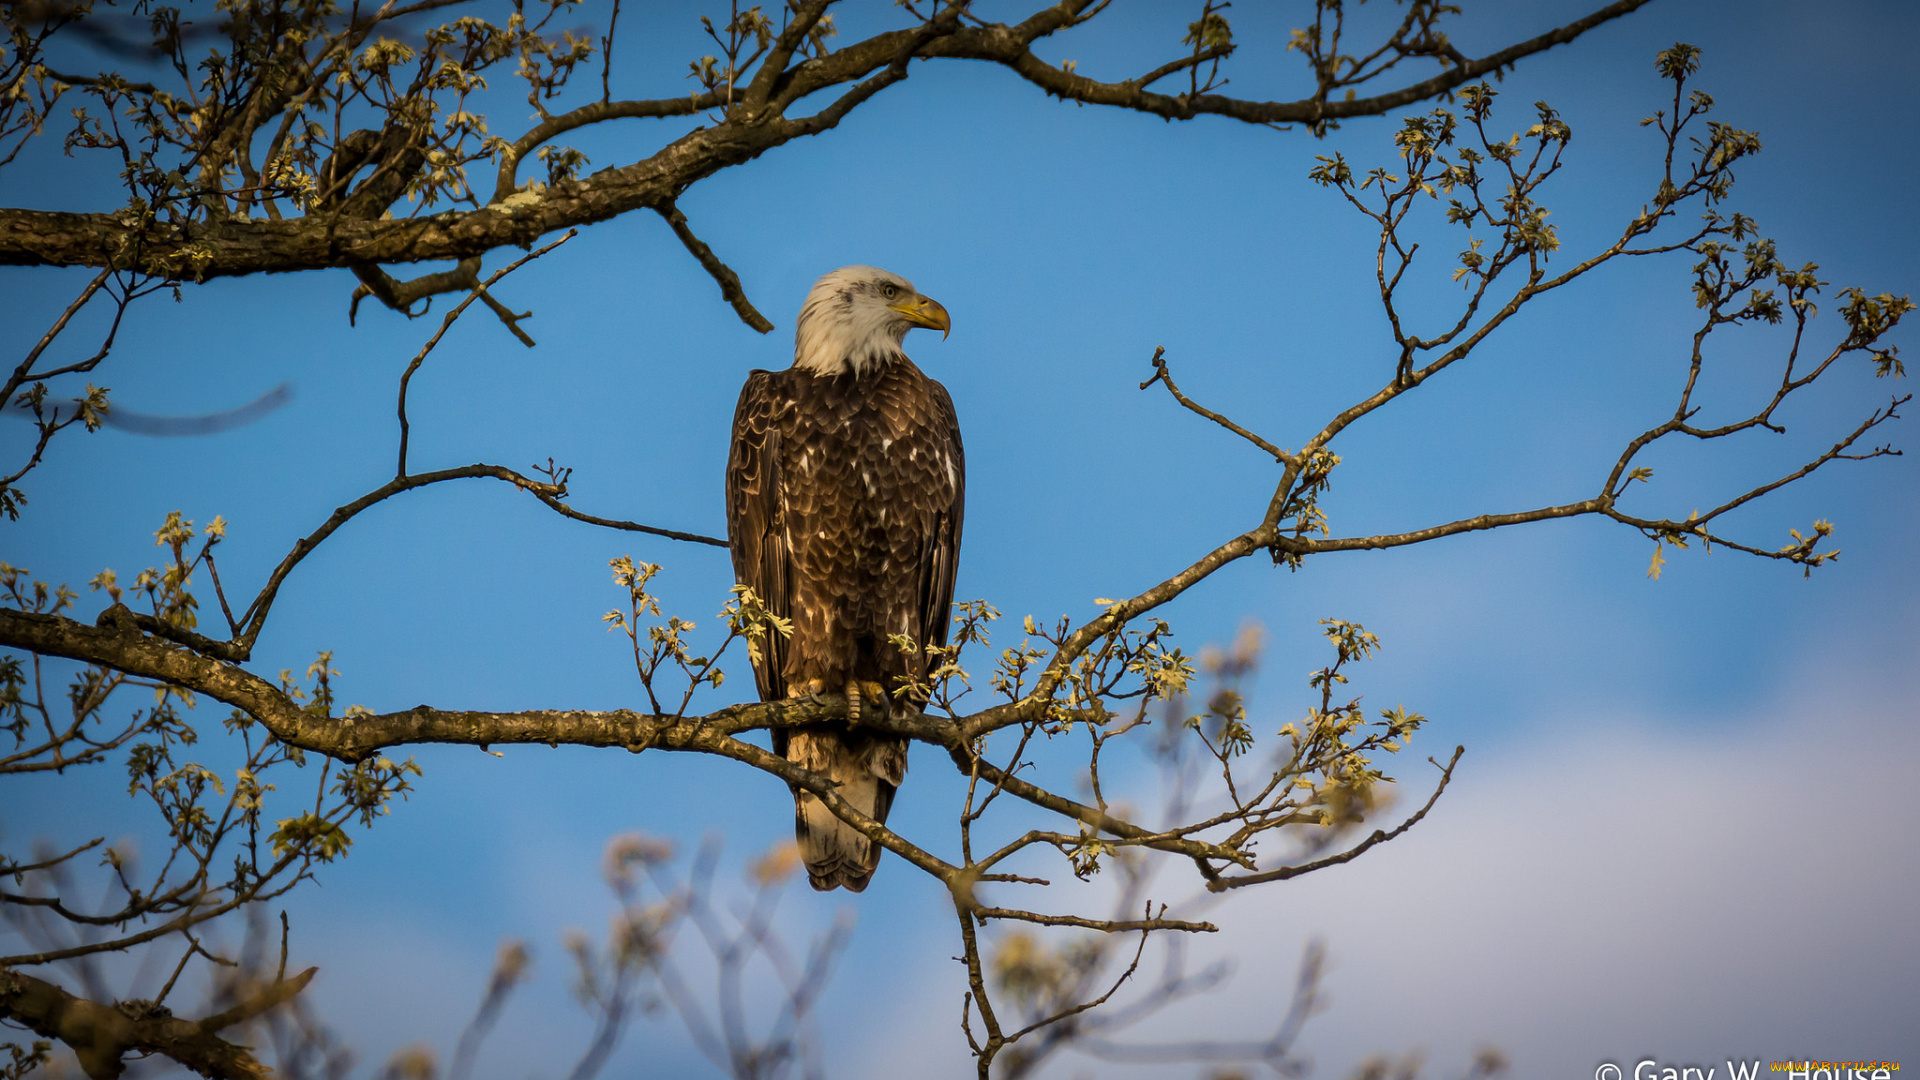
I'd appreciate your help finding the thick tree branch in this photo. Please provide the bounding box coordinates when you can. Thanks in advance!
[916,0,1653,125]
[1,605,877,758]
[0,3,1651,279]
[0,964,315,1080]
[0,606,1250,886]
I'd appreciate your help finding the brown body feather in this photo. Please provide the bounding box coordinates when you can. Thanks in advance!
[726,356,964,891]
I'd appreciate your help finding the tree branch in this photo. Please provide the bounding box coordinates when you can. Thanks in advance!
[918,0,1653,125]
[0,605,1245,885]
[395,232,575,475]
[1296,499,1604,554]
[222,461,716,660]
[653,201,773,333]
[0,964,315,1080]
[0,3,1652,279]
[1207,747,1462,892]
[1139,346,1292,465]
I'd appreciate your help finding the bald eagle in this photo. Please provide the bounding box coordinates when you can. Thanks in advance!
[725,266,964,892]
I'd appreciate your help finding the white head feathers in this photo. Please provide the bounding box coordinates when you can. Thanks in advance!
[792,266,950,377]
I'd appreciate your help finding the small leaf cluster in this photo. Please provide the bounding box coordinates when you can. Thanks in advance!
[604,557,777,717]
[889,599,997,715]
[14,0,605,241]
[1312,80,1572,305]
[1018,606,1190,734]
[1839,288,1914,379]
[2,381,110,520]
[1276,620,1424,830]
[5,585,417,983]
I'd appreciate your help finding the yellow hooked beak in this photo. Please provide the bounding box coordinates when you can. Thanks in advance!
[890,294,951,340]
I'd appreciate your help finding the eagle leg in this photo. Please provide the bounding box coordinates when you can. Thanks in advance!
[845,680,862,725]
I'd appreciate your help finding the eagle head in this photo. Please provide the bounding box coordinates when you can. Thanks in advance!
[793,265,950,377]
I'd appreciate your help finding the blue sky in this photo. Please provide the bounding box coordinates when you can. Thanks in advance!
[3,1,1917,1077]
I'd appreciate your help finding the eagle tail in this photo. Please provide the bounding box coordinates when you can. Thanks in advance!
[787,729,906,892]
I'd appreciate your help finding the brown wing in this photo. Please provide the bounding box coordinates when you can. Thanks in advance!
[725,370,792,728]
[917,379,966,669]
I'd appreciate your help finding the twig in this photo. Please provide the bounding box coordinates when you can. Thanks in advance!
[1076,940,1324,1068]
[7,268,112,403]
[232,460,716,658]
[968,908,1217,934]
[396,230,576,477]
[1140,345,1293,464]
[530,490,728,547]
[450,942,526,1080]
[599,0,621,103]
[0,838,103,877]
[1004,910,1156,1044]
[654,201,774,333]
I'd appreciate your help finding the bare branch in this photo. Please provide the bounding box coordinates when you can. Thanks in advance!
[969,908,1217,935]
[396,232,576,475]
[233,460,716,662]
[1139,346,1293,465]
[1003,913,1155,1045]
[0,839,103,878]
[6,268,112,403]
[654,201,774,333]
[1075,941,1324,1070]
[1297,500,1603,555]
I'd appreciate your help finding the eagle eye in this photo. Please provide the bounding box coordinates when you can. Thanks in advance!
[882,283,899,299]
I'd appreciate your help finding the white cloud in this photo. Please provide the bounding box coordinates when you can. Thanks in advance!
[857,665,1920,1079]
